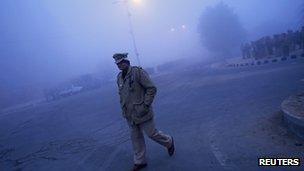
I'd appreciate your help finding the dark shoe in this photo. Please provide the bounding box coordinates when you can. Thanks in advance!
[167,136,175,156]
[132,163,147,171]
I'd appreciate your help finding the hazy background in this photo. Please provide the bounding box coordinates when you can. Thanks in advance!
[0,0,303,108]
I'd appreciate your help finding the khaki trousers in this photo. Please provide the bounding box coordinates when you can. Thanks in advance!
[127,118,172,164]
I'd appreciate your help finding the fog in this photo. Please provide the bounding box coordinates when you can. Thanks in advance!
[0,0,303,107]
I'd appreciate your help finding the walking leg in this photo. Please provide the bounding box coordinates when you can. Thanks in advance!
[129,123,147,164]
[141,119,172,148]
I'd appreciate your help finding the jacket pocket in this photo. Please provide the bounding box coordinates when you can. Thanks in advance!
[133,102,149,117]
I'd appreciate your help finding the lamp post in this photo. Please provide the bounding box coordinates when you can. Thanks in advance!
[113,0,141,66]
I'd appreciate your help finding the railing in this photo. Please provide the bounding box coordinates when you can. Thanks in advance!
[227,52,304,68]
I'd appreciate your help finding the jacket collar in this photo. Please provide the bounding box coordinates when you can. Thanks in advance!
[126,65,132,76]
[121,65,132,80]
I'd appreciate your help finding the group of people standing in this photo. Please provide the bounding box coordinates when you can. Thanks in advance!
[241,27,304,60]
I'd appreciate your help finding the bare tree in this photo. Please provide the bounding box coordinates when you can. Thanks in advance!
[198,2,246,60]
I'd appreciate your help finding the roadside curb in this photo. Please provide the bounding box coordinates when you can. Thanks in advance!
[226,50,304,68]
[281,93,304,139]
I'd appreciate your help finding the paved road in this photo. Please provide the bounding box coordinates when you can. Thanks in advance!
[0,60,303,171]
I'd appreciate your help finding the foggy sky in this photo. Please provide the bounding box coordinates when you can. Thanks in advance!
[0,0,302,88]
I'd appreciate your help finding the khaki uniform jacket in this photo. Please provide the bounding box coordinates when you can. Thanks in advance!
[117,66,157,124]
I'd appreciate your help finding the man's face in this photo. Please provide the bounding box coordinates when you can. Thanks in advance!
[116,61,129,71]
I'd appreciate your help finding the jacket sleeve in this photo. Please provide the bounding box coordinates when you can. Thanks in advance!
[138,68,157,106]
[116,73,123,105]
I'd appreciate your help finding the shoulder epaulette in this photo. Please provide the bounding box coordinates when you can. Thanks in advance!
[131,66,143,81]
[131,66,142,70]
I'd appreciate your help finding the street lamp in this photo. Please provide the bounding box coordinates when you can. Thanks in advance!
[132,0,142,5]
[113,0,141,66]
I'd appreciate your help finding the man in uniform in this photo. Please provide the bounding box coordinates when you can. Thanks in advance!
[113,53,175,171]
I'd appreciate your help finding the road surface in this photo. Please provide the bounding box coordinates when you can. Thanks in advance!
[0,60,303,170]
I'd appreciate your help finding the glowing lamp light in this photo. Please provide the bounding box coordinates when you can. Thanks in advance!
[132,0,142,4]
[170,28,175,32]
[181,25,186,29]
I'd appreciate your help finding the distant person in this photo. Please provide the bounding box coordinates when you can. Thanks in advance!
[113,53,175,171]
